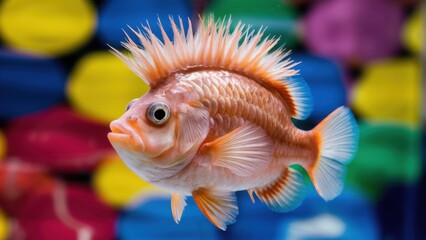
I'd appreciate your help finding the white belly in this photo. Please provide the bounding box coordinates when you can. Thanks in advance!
[152,159,286,195]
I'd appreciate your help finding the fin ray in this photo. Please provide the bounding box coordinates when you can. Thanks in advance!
[171,193,187,223]
[192,188,238,231]
[117,17,313,119]
[255,167,306,212]
[247,189,256,203]
[202,124,272,177]
[284,75,313,120]
[117,16,299,93]
[309,106,359,201]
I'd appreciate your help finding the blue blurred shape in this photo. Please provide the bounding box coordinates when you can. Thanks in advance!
[227,188,379,240]
[291,53,347,123]
[117,195,219,240]
[117,189,378,239]
[0,51,65,120]
[98,0,193,48]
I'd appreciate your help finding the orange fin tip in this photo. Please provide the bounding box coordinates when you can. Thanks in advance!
[192,188,238,231]
[247,189,256,203]
[171,192,187,223]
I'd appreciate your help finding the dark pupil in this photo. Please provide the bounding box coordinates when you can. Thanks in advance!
[154,108,166,120]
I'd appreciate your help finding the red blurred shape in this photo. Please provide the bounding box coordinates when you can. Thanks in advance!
[10,183,117,240]
[0,162,54,216]
[5,105,113,173]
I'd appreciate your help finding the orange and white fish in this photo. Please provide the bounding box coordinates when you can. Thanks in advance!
[108,17,359,230]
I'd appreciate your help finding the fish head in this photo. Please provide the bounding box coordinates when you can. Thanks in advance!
[108,81,210,181]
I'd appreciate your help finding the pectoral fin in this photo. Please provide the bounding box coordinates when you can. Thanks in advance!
[200,124,272,177]
[192,188,238,230]
[171,192,187,223]
[255,167,306,212]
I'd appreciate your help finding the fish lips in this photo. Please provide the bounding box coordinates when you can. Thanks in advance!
[108,121,145,152]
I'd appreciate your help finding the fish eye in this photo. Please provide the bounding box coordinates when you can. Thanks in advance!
[126,99,138,111]
[147,102,170,125]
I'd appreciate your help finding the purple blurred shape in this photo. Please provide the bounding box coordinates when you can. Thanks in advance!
[302,0,404,65]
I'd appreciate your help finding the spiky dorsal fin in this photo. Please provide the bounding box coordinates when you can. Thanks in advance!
[113,16,313,120]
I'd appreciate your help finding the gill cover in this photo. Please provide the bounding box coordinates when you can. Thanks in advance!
[176,103,210,153]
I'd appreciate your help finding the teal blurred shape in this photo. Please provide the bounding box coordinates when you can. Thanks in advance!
[204,0,300,49]
[346,122,422,199]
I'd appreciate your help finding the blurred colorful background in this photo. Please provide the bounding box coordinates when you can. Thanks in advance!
[0,0,423,239]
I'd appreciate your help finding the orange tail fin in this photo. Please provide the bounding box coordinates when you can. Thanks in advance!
[309,107,359,201]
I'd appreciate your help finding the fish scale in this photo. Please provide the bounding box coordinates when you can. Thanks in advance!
[147,70,310,192]
[178,69,308,157]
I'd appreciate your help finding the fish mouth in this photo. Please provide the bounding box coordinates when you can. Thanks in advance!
[108,121,145,151]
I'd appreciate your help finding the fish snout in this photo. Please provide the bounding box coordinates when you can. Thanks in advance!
[126,115,138,124]
[108,120,145,151]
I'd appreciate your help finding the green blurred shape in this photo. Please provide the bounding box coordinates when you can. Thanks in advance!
[346,122,422,199]
[204,0,300,48]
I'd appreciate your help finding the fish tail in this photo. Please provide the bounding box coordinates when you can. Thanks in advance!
[308,106,359,201]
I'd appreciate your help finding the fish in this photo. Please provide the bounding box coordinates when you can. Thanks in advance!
[107,16,359,230]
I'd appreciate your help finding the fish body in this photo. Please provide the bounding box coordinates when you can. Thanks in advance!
[150,69,313,192]
[108,17,359,230]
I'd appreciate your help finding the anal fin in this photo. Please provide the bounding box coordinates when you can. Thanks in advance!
[171,192,187,223]
[255,167,306,212]
[192,188,238,230]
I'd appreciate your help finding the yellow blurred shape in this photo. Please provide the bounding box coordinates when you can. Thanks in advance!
[403,10,422,54]
[352,59,420,126]
[68,51,149,124]
[93,154,166,208]
[0,210,8,240]
[0,0,96,56]
[0,131,5,160]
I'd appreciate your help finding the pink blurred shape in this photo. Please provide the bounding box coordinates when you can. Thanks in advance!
[10,183,117,240]
[0,162,54,216]
[5,105,113,173]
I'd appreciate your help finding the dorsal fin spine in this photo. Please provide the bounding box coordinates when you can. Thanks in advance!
[114,16,312,119]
